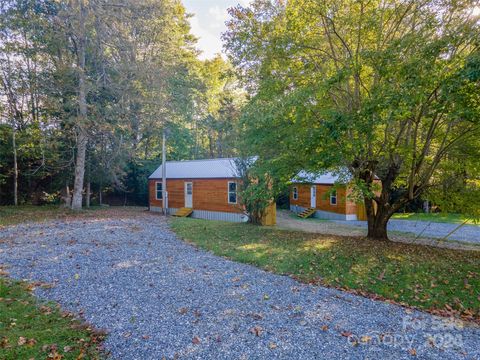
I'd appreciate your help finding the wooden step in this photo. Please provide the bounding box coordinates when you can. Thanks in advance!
[173,208,193,217]
[297,207,316,219]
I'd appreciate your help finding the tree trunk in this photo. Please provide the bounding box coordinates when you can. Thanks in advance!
[71,0,88,211]
[367,214,389,240]
[86,181,90,208]
[63,183,72,208]
[12,127,18,206]
[99,184,103,205]
[72,130,87,210]
[365,197,390,241]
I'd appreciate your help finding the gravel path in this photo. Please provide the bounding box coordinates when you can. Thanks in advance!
[0,215,478,359]
[333,219,480,244]
[276,210,480,248]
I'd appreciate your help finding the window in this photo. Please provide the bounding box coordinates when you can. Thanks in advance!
[155,182,163,200]
[293,187,298,200]
[330,190,337,205]
[228,181,237,204]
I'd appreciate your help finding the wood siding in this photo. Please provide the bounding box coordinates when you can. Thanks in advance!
[149,178,243,214]
[290,184,357,215]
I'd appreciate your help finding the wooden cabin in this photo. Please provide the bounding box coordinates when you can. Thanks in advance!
[290,171,366,221]
[149,158,277,223]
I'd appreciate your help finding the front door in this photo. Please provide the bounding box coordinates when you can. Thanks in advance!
[184,182,193,208]
[310,186,316,208]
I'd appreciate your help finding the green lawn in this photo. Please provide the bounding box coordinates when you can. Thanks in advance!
[0,205,146,227]
[171,218,480,321]
[0,278,105,359]
[392,212,479,225]
[0,205,100,227]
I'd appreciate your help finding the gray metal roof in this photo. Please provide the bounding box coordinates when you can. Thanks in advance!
[149,158,240,179]
[293,170,343,184]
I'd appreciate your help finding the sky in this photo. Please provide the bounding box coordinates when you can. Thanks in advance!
[183,0,250,60]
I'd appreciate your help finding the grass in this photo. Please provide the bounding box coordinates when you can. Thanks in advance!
[0,277,105,359]
[0,205,98,227]
[392,212,479,225]
[0,205,148,227]
[171,218,480,321]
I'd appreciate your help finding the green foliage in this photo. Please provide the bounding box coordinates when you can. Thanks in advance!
[234,158,274,224]
[172,217,480,320]
[0,0,244,206]
[225,0,480,237]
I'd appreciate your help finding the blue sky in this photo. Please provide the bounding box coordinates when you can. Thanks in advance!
[183,0,250,59]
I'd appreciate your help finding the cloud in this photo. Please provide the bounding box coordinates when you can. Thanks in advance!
[184,0,254,60]
[189,15,223,59]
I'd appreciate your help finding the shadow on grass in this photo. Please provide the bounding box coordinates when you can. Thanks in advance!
[171,217,480,322]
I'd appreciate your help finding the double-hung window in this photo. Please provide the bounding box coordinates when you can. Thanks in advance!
[228,181,237,204]
[155,182,163,200]
[330,190,337,205]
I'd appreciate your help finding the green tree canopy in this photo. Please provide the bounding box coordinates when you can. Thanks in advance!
[225,0,480,239]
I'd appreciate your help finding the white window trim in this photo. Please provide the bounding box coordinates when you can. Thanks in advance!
[155,182,163,200]
[330,190,337,205]
[228,181,237,204]
[293,186,298,200]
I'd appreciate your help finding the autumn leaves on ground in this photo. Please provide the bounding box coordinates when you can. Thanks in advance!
[0,278,105,360]
[172,218,480,323]
[1,207,479,359]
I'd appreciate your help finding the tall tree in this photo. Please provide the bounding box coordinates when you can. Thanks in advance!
[225,0,480,239]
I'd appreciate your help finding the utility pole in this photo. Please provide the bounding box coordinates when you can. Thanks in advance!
[162,129,167,215]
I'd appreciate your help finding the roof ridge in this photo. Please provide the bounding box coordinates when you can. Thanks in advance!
[164,157,237,164]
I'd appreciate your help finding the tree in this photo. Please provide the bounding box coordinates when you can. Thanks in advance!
[225,0,480,239]
[0,0,245,207]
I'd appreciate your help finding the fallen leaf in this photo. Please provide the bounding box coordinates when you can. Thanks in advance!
[250,326,263,337]
[50,350,63,360]
[17,337,26,346]
[341,331,353,337]
[378,269,386,281]
[321,325,329,331]
[409,348,417,356]
[192,336,201,345]
[64,345,73,352]
[268,342,277,349]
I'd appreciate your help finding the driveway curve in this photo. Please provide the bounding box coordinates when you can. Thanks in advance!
[0,214,478,359]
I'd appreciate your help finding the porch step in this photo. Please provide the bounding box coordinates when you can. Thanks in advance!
[297,207,316,219]
[173,208,193,218]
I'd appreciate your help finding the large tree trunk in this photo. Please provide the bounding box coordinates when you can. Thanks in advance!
[366,210,389,240]
[71,0,88,211]
[72,131,86,210]
[12,127,18,206]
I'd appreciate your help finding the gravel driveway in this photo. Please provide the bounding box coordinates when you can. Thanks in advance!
[0,214,478,359]
[333,219,480,244]
[277,210,480,247]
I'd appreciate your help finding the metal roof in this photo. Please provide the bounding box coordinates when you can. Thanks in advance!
[149,158,241,179]
[293,170,343,184]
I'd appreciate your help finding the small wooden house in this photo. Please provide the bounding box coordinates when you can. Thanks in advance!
[149,158,249,222]
[290,171,366,221]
